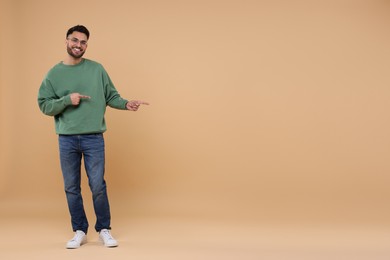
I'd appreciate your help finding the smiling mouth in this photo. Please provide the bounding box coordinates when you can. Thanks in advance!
[67,45,85,58]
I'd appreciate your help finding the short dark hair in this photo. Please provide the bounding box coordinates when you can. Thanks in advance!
[66,25,90,39]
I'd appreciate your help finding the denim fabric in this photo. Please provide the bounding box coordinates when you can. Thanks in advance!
[59,134,111,233]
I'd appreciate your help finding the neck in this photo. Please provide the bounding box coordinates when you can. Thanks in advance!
[63,56,83,65]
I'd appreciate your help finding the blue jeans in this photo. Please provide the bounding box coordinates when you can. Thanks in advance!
[59,134,111,233]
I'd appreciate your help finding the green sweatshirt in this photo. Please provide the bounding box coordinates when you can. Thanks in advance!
[38,58,128,135]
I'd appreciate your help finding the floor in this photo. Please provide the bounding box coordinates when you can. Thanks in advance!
[1,199,390,260]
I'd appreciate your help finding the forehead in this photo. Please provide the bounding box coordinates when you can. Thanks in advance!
[68,31,88,40]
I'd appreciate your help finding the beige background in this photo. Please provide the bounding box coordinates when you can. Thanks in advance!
[1,0,390,259]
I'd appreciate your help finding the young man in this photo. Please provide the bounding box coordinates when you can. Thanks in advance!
[38,25,148,249]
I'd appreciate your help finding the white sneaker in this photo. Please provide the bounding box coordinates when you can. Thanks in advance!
[99,229,118,247]
[66,230,87,249]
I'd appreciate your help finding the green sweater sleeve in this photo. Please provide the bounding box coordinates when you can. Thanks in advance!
[102,68,128,110]
[38,78,73,116]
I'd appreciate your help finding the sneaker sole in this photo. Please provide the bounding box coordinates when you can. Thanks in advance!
[99,237,118,247]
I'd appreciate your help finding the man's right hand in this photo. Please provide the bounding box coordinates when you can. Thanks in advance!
[70,93,91,105]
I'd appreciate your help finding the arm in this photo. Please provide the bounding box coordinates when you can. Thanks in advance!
[101,66,149,111]
[102,69,128,109]
[37,78,72,116]
[38,79,91,116]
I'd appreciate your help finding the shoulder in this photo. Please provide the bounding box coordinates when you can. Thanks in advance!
[45,62,64,78]
[83,59,104,69]
[83,59,109,77]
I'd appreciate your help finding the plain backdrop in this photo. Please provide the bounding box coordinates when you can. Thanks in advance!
[1,0,390,259]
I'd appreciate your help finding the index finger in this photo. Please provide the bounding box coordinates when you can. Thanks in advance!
[80,95,91,99]
[136,101,149,105]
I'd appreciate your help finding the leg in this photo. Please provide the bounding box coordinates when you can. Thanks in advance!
[81,134,111,232]
[59,135,89,233]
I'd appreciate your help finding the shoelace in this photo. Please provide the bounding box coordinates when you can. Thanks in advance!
[71,232,84,242]
[100,230,114,241]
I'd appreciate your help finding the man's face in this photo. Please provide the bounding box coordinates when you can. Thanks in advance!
[66,31,88,59]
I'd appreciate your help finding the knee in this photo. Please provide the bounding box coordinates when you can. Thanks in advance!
[64,184,81,195]
[90,181,107,196]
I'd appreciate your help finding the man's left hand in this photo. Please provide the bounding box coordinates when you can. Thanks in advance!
[126,100,149,111]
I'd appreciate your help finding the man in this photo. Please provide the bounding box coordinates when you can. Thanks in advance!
[38,25,148,249]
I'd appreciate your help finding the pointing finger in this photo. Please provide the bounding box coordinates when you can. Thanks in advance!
[136,101,149,105]
[79,95,91,99]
